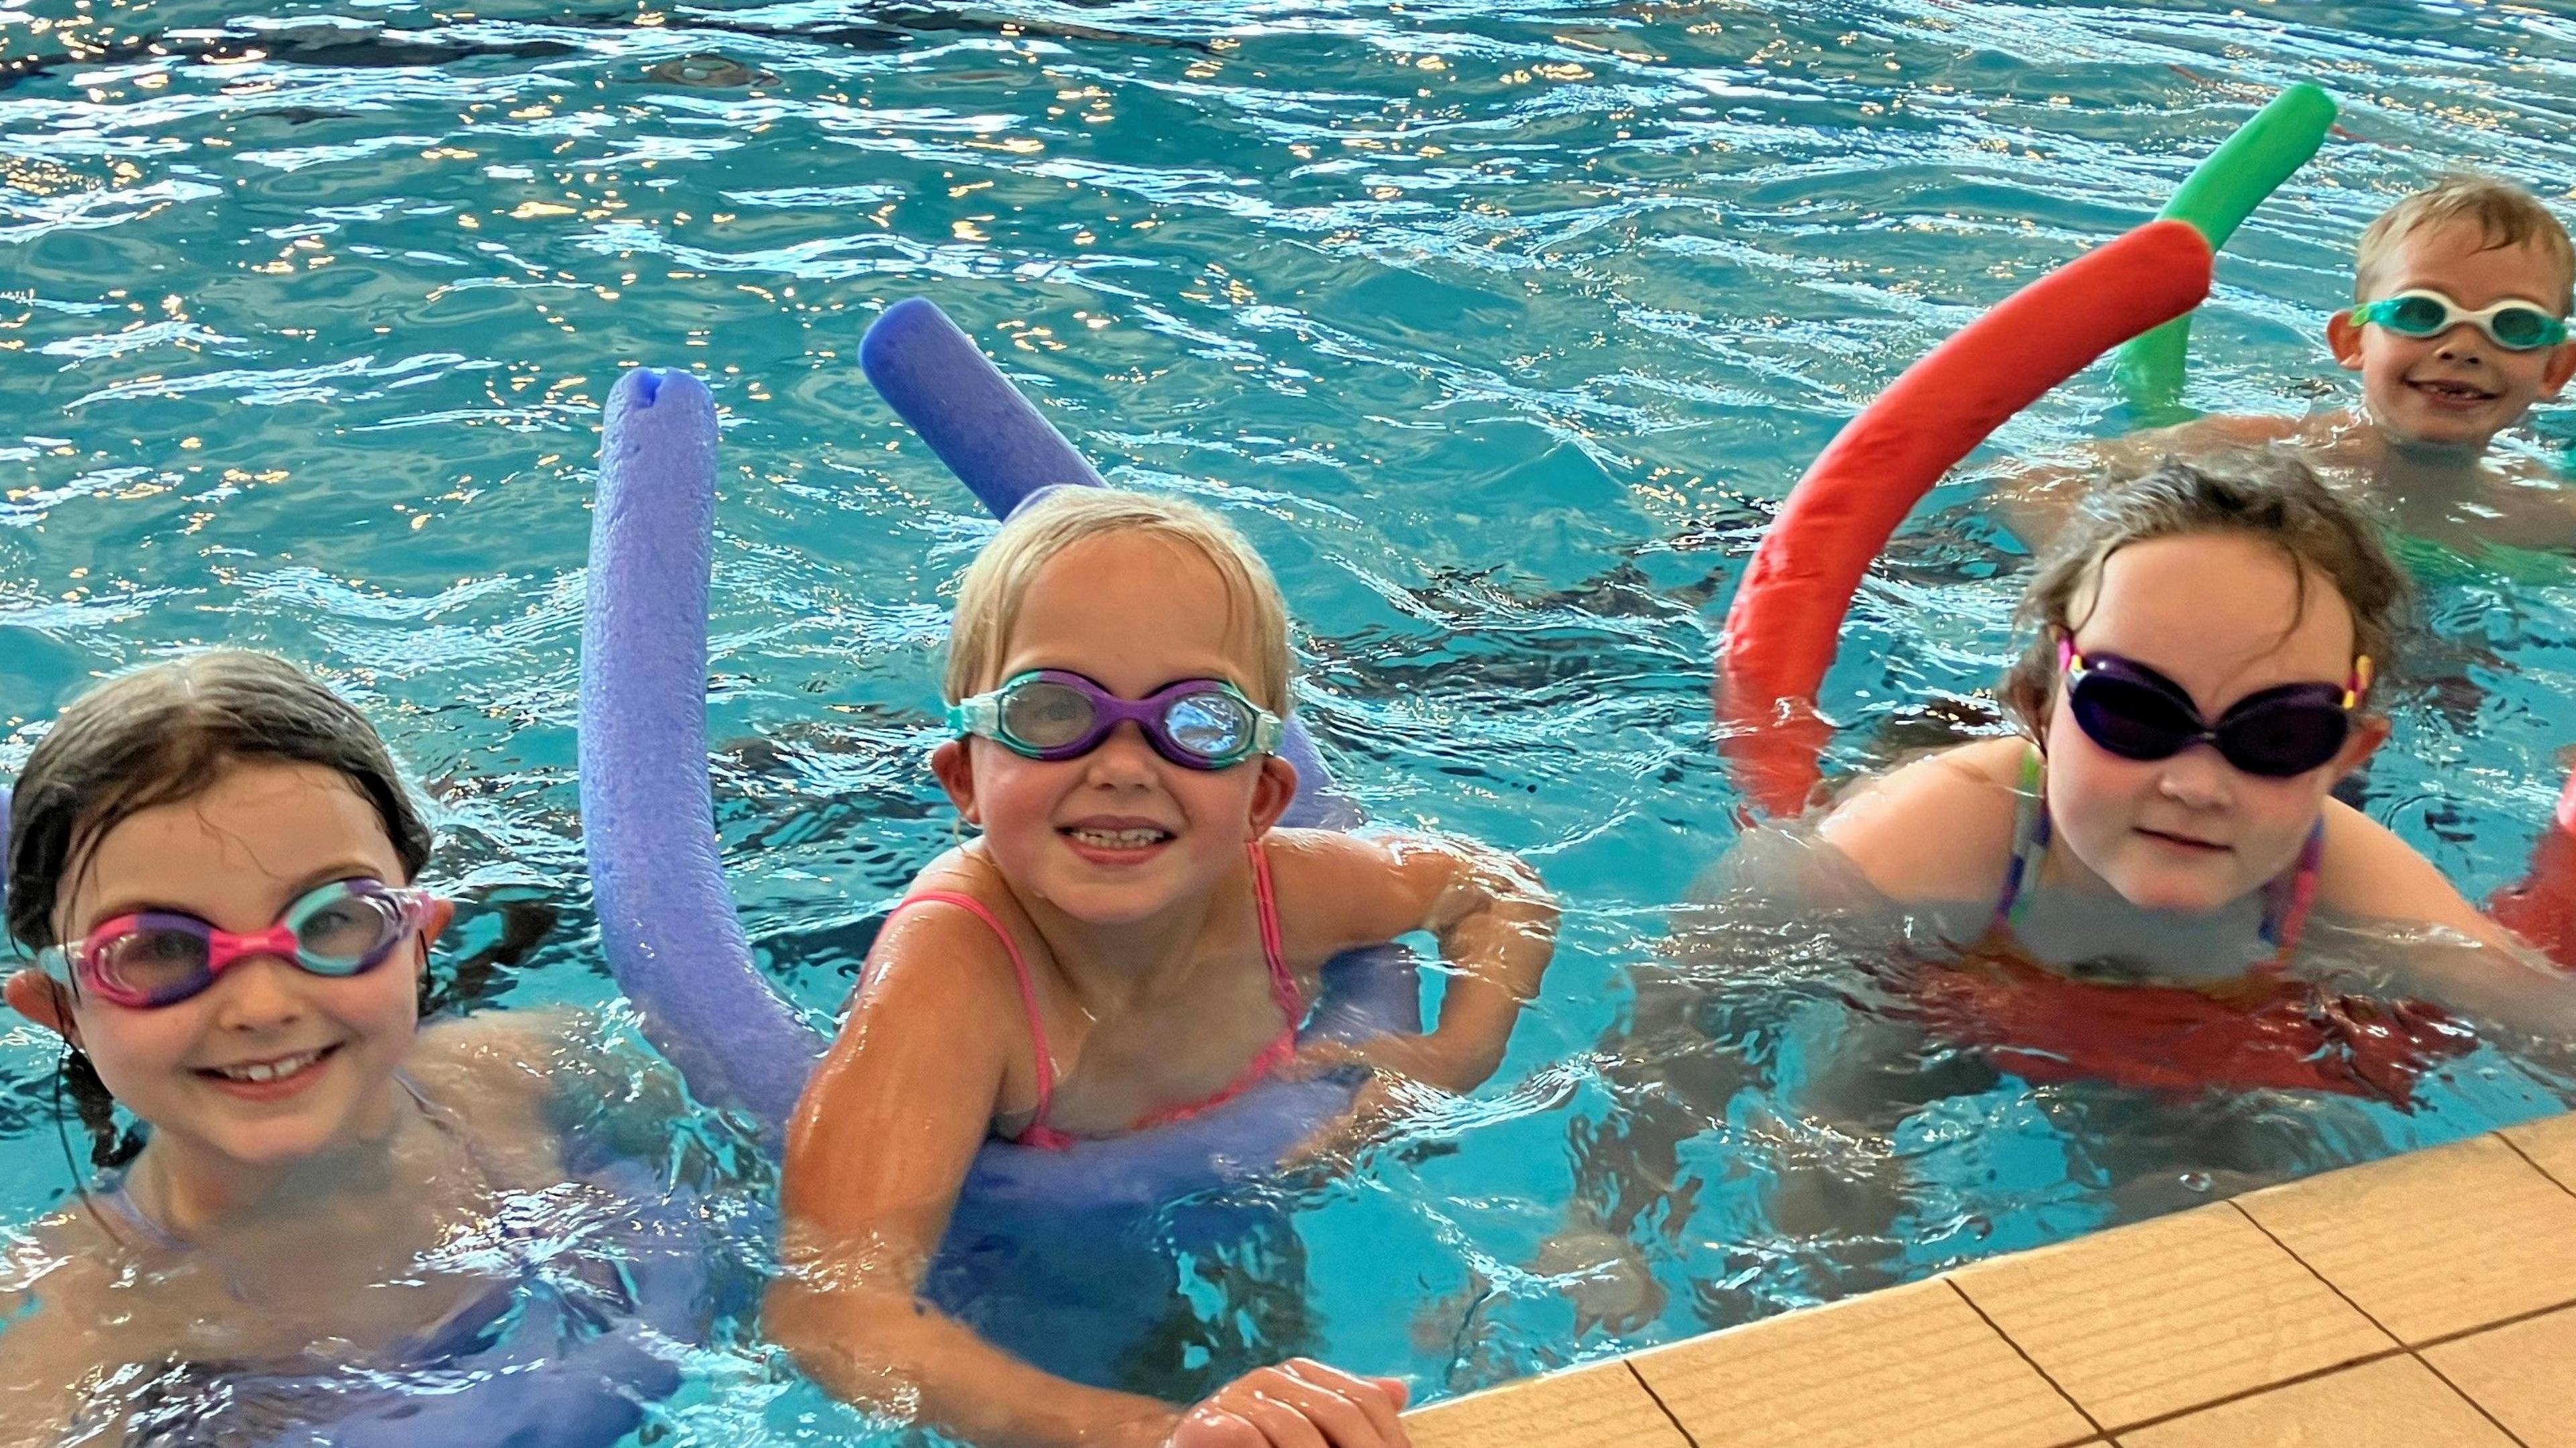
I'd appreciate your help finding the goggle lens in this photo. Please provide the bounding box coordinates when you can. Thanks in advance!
[2215,697,2353,777]
[2382,293,2451,337]
[91,922,213,1003]
[2067,672,2202,762]
[996,680,1097,750]
[2491,305,2559,350]
[1164,692,1256,761]
[288,886,414,971]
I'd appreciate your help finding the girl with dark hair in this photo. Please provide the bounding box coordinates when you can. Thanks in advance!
[0,650,698,1444]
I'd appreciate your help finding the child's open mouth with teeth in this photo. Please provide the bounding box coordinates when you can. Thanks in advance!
[2409,376,2499,402]
[1061,822,1176,853]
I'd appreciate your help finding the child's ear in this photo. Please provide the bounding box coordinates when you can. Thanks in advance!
[1248,755,1299,836]
[2325,309,2367,372]
[422,897,454,952]
[2337,714,2392,778]
[4,968,74,1040]
[2542,341,2576,398]
[930,739,983,827]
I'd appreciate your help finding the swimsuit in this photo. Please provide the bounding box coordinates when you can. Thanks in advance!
[880,842,1305,1149]
[101,1072,697,1448]
[1907,748,2473,1104]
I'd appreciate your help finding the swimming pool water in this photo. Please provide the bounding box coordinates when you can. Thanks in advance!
[7,0,2576,1438]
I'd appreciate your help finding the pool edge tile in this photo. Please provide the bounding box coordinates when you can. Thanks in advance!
[1626,1276,2097,1448]
[2110,1354,2514,1447]
[2420,1302,2576,1448]
[2232,1131,2576,1343]
[1401,1359,1690,1448]
[1950,1200,2396,1430]
[2502,1108,2576,1194]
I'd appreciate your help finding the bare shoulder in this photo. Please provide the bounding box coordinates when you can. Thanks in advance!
[2316,799,2503,944]
[2135,412,2312,460]
[0,1221,117,1447]
[404,1008,582,1109]
[1818,738,2025,905]
[845,865,1039,1036]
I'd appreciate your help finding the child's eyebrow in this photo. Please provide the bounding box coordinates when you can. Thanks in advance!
[82,861,388,928]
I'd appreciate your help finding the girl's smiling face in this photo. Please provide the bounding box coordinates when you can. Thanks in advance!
[932,531,1295,927]
[11,759,435,1175]
[2040,533,2385,916]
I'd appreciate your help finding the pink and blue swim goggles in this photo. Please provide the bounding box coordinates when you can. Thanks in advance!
[40,877,445,1009]
[947,669,1285,770]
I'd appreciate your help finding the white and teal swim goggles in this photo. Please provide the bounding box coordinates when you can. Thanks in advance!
[2349,288,2570,352]
[947,669,1284,770]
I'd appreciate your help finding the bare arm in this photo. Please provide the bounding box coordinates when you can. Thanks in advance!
[1986,415,2307,549]
[2308,801,2576,1039]
[1271,830,1558,1093]
[763,907,1186,1448]
[0,1238,123,1448]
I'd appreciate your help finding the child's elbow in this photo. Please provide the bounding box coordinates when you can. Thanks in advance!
[763,1275,924,1414]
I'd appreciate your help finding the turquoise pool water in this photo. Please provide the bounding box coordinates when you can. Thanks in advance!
[7,0,2576,1437]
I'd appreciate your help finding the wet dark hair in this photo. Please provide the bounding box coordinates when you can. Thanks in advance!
[6,650,431,956]
[5,650,433,1176]
[2000,456,2411,734]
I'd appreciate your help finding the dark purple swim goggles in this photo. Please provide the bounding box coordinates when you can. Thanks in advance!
[2059,638,2371,779]
[947,669,1285,770]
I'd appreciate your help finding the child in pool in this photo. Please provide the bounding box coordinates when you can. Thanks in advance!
[1551,458,2576,1335]
[0,651,699,1444]
[2002,174,2576,550]
[768,488,1560,1448]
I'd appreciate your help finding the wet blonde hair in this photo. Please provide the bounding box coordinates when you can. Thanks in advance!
[942,487,1295,715]
[2355,173,2575,312]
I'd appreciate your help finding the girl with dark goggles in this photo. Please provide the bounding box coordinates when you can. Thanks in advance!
[2058,636,2371,779]
[947,669,1285,771]
[38,877,445,1009]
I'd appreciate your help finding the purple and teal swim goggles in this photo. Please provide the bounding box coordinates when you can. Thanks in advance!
[947,669,1285,770]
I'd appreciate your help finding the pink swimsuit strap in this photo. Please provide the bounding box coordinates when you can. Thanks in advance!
[883,843,1303,1151]
[881,888,1063,1133]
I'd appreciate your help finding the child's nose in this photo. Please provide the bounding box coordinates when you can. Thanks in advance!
[209,954,311,1030]
[1081,722,1161,784]
[2157,745,2235,807]
[2434,327,2485,362]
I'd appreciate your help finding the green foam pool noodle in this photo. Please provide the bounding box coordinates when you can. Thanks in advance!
[2112,82,2338,421]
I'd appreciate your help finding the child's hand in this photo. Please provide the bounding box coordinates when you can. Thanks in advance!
[1167,1359,1411,1447]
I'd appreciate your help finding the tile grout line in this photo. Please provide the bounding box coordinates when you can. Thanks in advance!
[2223,1197,2398,1343]
[2410,1349,2532,1448]
[2497,1129,2576,1200]
[2226,1179,2529,1448]
[1621,1358,1701,1448]
[2409,1293,2576,1351]
[1941,1278,2105,1438]
[2084,1345,2412,1438]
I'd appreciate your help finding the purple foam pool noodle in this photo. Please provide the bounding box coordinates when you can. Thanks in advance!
[583,368,824,1142]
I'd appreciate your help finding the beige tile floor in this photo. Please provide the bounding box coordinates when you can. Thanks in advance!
[1405,1110,2576,1447]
